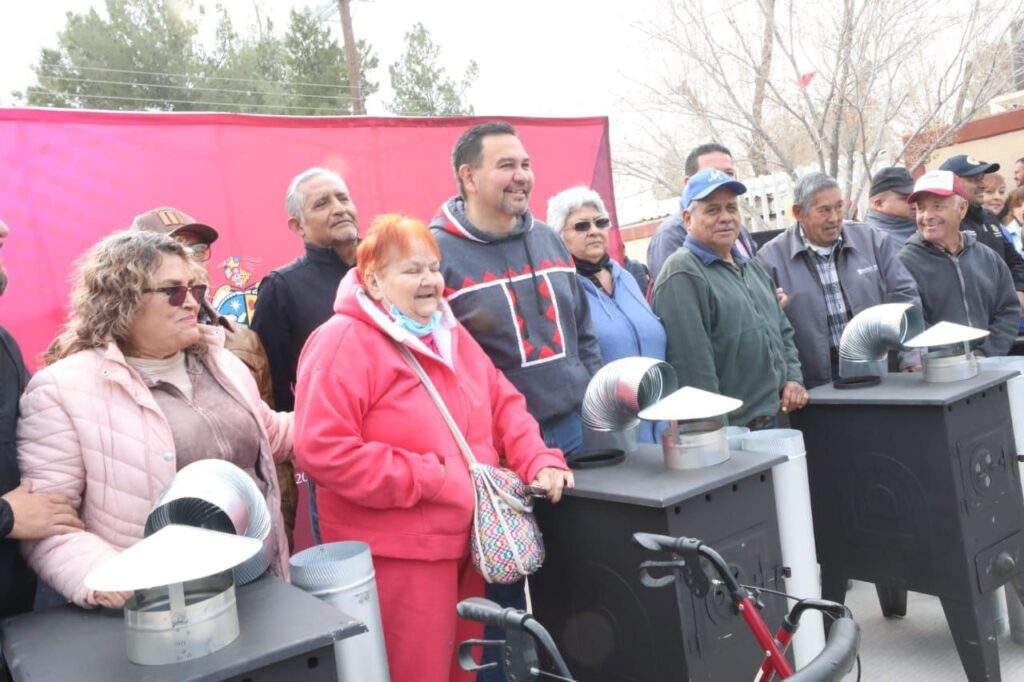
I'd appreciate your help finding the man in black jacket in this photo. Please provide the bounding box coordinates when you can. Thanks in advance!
[0,220,82,618]
[940,154,1024,313]
[252,167,358,413]
[251,168,358,545]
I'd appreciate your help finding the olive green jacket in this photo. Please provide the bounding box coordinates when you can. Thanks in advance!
[651,238,804,426]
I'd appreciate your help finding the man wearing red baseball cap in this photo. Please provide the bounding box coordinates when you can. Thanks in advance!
[939,154,1024,312]
[898,170,1019,356]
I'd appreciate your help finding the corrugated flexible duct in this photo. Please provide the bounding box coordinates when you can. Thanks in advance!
[582,357,678,432]
[146,459,275,585]
[838,303,924,379]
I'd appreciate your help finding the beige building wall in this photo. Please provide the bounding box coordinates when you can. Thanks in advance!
[926,129,1024,181]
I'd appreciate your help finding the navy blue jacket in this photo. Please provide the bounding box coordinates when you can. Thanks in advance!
[252,242,352,411]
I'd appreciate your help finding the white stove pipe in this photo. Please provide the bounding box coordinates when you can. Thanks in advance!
[741,429,825,669]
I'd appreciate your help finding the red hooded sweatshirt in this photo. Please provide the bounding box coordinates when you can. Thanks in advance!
[294,270,568,560]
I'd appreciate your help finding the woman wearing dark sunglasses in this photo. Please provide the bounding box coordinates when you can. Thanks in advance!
[15,230,294,609]
[547,186,668,443]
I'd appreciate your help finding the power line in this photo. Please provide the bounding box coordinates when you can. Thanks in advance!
[37,74,349,102]
[29,77,453,109]
[34,66,458,109]
[26,87,459,116]
[26,88,350,112]
[35,63,359,91]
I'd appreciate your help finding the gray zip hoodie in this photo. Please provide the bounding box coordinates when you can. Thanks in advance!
[430,198,603,424]
[898,231,1020,357]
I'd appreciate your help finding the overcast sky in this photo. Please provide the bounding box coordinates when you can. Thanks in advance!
[0,0,680,221]
[0,1,655,112]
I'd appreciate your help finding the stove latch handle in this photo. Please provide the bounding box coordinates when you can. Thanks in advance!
[993,551,1016,578]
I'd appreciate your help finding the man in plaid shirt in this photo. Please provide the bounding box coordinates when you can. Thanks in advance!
[756,172,921,388]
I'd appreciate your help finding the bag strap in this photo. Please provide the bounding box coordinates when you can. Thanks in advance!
[394,341,478,467]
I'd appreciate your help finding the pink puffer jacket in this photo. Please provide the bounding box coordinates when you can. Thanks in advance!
[17,340,294,607]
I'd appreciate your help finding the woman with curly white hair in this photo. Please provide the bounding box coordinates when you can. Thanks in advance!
[548,186,667,442]
[17,230,293,608]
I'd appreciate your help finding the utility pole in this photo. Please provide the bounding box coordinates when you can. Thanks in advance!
[337,0,364,114]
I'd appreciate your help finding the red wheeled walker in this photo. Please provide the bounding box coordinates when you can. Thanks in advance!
[633,533,859,681]
[457,533,860,681]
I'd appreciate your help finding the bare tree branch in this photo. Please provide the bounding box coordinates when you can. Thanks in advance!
[617,0,1024,220]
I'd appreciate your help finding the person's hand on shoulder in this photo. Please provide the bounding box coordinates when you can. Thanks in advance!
[2,481,84,540]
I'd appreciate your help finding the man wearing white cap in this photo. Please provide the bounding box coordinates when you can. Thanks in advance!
[652,169,807,429]
[898,170,1019,357]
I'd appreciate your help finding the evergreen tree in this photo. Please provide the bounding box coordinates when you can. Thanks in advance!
[23,0,203,111]
[387,23,477,116]
[283,8,378,114]
[17,0,379,116]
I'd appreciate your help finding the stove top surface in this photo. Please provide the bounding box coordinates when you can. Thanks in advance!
[806,369,1018,406]
[567,444,786,508]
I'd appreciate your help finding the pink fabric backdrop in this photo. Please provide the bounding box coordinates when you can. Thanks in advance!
[0,108,620,369]
[0,108,620,550]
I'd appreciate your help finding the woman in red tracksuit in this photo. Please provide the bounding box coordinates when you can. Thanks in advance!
[294,215,573,682]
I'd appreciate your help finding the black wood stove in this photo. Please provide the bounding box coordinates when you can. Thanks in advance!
[792,369,1024,682]
[531,444,788,681]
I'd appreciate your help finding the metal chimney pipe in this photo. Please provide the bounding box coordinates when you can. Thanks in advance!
[838,303,924,379]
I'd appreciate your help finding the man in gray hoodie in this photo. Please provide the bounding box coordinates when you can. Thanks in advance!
[430,123,602,673]
[430,121,602,457]
[898,170,1019,357]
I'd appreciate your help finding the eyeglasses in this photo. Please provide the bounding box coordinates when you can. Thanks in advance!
[571,217,612,232]
[185,243,211,262]
[143,284,208,307]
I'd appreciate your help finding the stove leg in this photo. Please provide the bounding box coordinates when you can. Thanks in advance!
[875,585,908,618]
[1008,577,1024,645]
[940,596,1002,682]
[820,571,848,605]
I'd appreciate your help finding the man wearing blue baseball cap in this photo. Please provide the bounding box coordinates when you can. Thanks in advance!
[651,169,808,429]
[940,154,1024,312]
[646,142,759,283]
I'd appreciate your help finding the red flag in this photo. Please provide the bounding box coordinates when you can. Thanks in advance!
[798,71,817,87]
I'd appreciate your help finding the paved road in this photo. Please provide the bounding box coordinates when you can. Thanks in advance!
[843,580,1024,681]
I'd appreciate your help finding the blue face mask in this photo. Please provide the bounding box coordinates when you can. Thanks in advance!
[389,305,442,337]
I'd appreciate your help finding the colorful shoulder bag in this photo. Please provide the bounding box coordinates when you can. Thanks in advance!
[395,341,545,584]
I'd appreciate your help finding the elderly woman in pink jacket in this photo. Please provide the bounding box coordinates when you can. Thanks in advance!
[17,230,293,608]
[295,215,573,682]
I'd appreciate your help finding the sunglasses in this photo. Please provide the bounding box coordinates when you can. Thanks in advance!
[143,284,208,307]
[185,243,211,262]
[571,217,612,232]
